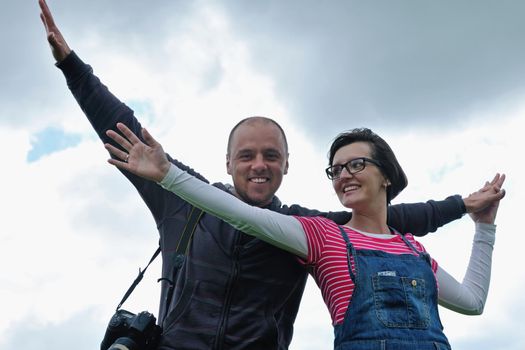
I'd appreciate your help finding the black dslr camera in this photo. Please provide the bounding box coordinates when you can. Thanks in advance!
[100,309,162,350]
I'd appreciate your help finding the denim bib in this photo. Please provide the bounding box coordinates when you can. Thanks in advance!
[334,226,451,350]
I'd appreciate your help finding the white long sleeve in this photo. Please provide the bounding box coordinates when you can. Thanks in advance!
[159,164,309,258]
[160,164,496,315]
[436,222,496,315]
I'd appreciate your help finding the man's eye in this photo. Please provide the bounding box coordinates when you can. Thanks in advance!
[238,154,252,160]
[264,151,281,160]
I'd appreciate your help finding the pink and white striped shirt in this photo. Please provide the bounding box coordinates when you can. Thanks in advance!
[296,216,438,325]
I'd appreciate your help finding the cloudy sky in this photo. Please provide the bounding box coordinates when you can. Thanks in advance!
[1,1,524,349]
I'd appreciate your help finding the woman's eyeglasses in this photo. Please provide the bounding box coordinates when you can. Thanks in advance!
[325,157,382,180]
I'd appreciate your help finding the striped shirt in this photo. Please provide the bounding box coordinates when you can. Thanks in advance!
[296,216,438,325]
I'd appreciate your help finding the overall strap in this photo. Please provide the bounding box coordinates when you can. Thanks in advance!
[397,230,431,265]
[338,226,357,282]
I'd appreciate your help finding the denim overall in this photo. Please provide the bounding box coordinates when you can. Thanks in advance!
[334,226,451,350]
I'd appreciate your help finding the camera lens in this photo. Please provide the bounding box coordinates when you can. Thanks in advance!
[108,337,139,350]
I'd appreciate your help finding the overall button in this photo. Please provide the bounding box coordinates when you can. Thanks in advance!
[411,279,417,287]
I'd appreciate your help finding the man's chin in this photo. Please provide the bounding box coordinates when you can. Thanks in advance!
[245,194,273,207]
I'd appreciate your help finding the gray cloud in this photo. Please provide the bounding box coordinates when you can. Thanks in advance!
[0,1,63,128]
[220,0,525,139]
[5,1,524,140]
[0,0,194,128]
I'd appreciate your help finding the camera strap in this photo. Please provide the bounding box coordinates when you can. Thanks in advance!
[116,246,160,311]
[161,206,204,321]
[115,206,204,312]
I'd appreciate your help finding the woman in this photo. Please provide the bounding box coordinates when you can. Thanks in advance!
[105,123,504,349]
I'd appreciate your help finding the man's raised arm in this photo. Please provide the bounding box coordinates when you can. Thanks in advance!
[387,174,506,236]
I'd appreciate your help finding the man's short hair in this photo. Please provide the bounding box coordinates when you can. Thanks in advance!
[227,116,289,156]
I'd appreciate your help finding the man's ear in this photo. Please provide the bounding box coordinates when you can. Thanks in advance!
[283,155,289,175]
[226,155,232,175]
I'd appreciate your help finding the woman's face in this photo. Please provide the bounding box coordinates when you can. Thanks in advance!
[331,141,389,210]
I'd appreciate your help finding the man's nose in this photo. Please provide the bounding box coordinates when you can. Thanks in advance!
[251,154,268,170]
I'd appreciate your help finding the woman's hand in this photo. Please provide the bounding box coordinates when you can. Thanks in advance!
[105,122,171,183]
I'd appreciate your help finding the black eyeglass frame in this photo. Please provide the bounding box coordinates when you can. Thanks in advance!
[325,157,382,180]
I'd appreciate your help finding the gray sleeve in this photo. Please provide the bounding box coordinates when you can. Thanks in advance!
[437,223,496,315]
[159,164,308,258]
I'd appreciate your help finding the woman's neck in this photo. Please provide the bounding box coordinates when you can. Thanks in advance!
[346,202,390,235]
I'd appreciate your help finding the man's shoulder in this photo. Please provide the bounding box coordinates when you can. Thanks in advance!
[212,182,235,194]
[275,201,352,224]
[275,202,322,216]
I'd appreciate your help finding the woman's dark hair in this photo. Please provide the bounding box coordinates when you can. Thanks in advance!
[327,128,408,203]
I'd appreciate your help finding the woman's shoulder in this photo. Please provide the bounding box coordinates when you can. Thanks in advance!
[295,216,344,240]
[295,215,340,227]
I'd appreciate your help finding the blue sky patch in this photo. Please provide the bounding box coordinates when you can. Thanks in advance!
[27,127,82,163]
[126,99,155,124]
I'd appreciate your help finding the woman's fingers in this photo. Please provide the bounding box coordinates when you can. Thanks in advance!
[106,128,133,151]
[104,143,129,163]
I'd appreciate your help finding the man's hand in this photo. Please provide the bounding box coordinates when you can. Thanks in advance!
[105,123,172,183]
[465,173,506,224]
[463,173,506,213]
[39,0,71,62]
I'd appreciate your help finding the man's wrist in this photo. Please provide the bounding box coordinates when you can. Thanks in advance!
[462,196,471,213]
[457,195,467,214]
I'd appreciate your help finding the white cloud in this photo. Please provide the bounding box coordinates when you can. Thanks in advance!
[0,307,105,350]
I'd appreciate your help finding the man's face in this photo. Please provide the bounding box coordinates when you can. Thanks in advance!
[227,121,289,207]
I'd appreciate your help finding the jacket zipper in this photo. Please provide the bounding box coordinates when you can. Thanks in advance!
[214,233,242,349]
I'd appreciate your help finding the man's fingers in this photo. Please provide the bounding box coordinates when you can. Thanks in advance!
[39,10,53,38]
[39,0,54,23]
[495,188,506,200]
[39,0,54,27]
[489,174,499,186]
[495,173,506,188]
[39,12,47,30]
[487,187,506,203]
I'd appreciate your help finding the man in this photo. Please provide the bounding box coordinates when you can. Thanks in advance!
[38,1,504,349]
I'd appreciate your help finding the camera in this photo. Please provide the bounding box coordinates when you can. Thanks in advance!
[100,309,162,350]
